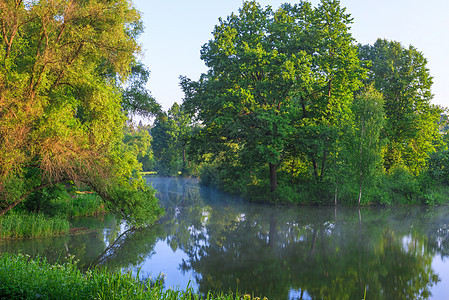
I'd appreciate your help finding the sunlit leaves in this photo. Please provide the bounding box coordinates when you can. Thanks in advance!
[0,0,162,226]
[358,39,441,174]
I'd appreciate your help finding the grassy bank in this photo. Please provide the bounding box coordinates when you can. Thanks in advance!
[0,253,264,300]
[0,212,69,239]
[0,185,108,239]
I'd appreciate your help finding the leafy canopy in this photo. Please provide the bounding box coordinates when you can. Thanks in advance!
[0,0,163,226]
[181,0,364,192]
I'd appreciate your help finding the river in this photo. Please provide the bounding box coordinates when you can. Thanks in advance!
[2,176,449,299]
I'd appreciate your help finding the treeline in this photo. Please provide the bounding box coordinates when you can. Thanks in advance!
[149,0,449,205]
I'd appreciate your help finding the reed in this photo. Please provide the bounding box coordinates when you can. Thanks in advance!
[0,212,69,239]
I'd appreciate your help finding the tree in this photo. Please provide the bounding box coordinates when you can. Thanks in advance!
[358,39,441,174]
[0,0,163,226]
[181,0,364,193]
[168,103,192,173]
[348,86,385,204]
[291,0,365,185]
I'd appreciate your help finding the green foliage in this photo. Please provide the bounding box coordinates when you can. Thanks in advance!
[421,185,449,206]
[373,168,421,205]
[64,193,107,218]
[176,0,445,205]
[0,0,163,226]
[23,184,69,215]
[427,149,449,185]
[152,103,193,176]
[122,62,162,119]
[358,39,442,174]
[124,124,154,172]
[0,212,69,239]
[181,0,364,196]
[0,253,260,300]
[337,86,386,204]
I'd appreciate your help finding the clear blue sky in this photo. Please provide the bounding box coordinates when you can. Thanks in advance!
[132,0,449,112]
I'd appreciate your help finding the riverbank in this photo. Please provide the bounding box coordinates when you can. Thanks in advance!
[0,253,264,300]
[0,188,107,239]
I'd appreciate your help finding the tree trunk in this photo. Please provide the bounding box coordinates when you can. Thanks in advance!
[182,146,186,171]
[269,163,278,192]
[320,148,327,181]
[358,120,365,205]
[334,186,338,206]
[0,180,65,216]
[311,156,319,181]
[358,184,362,205]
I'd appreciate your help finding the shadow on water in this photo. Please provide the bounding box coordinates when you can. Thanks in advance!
[4,176,449,299]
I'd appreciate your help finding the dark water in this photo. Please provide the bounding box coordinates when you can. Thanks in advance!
[3,177,449,299]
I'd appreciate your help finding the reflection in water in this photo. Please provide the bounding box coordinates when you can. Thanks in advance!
[0,215,120,269]
[3,177,449,299]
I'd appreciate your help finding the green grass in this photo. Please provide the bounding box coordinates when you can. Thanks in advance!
[0,193,106,239]
[0,253,266,300]
[0,212,70,239]
[20,183,108,219]
[1,184,112,239]
[62,193,108,218]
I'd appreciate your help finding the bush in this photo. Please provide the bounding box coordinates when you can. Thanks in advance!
[373,168,421,205]
[19,183,107,218]
[64,193,107,218]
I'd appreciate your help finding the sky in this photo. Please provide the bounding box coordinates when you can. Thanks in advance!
[132,0,449,112]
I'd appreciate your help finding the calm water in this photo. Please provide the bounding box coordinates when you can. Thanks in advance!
[3,176,449,299]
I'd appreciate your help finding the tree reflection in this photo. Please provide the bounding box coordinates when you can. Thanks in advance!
[0,215,119,269]
[161,199,440,299]
[92,225,163,271]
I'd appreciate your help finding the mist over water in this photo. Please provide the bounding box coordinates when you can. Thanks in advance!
[3,176,449,299]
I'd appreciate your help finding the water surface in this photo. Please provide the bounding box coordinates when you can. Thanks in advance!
[2,176,449,299]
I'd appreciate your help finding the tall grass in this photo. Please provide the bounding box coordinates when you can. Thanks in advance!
[0,212,69,239]
[0,253,265,300]
[1,188,108,239]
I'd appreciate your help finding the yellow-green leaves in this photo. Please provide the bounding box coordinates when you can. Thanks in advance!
[0,0,161,225]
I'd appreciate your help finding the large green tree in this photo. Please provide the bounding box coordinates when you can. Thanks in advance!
[181,0,364,193]
[0,0,163,226]
[358,39,441,174]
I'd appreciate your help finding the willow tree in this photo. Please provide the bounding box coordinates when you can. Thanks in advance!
[0,0,163,226]
[182,0,364,193]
